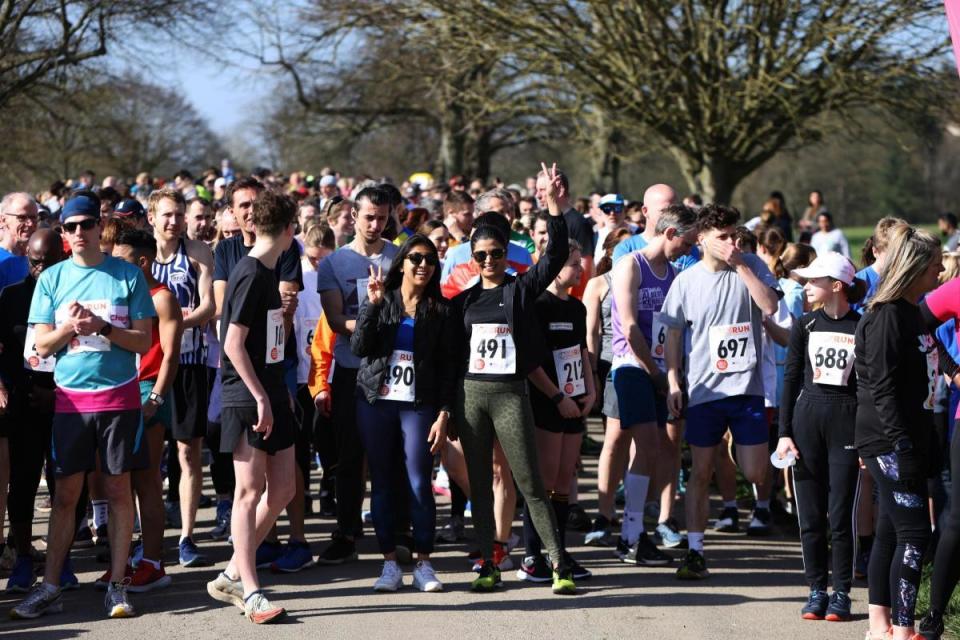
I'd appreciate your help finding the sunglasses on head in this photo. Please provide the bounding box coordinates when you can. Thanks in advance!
[472,248,505,263]
[406,252,439,267]
[62,218,97,233]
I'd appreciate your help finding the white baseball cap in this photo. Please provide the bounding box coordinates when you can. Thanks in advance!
[791,251,855,284]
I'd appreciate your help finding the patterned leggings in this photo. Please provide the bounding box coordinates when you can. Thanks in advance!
[864,454,931,627]
[457,378,561,563]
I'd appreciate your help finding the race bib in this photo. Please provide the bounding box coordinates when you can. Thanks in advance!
[298,316,319,359]
[651,312,667,361]
[808,332,856,387]
[23,326,55,372]
[469,323,516,375]
[58,300,128,354]
[379,350,415,402]
[708,322,756,373]
[180,306,198,354]
[923,335,939,411]
[266,309,284,364]
[553,345,585,397]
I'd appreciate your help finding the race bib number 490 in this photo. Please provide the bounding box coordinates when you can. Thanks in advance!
[553,345,585,397]
[708,322,756,373]
[469,323,516,375]
[808,332,856,387]
[379,350,415,402]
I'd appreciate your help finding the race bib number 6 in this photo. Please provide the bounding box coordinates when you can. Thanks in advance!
[651,312,667,361]
[808,332,856,387]
[553,345,585,397]
[469,323,516,375]
[708,322,756,373]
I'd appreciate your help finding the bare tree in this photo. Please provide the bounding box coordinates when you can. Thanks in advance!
[0,0,211,110]
[421,0,949,202]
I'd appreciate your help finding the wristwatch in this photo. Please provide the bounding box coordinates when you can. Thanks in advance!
[148,391,165,405]
[97,322,113,338]
[551,392,565,405]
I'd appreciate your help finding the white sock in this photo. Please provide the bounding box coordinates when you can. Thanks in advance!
[755,500,770,510]
[92,500,109,529]
[688,532,705,553]
[625,474,650,517]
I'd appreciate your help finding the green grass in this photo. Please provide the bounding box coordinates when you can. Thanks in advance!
[917,565,960,639]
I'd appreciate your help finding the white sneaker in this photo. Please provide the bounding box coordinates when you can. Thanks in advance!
[373,560,403,592]
[412,561,443,592]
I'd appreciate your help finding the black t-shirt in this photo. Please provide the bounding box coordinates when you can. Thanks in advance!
[463,286,520,382]
[779,308,860,438]
[214,234,303,363]
[0,276,54,393]
[564,208,595,258]
[220,257,287,407]
[530,291,588,427]
[854,299,938,458]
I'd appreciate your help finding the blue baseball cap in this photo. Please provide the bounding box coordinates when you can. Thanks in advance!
[60,192,101,223]
[114,198,145,218]
[599,193,625,210]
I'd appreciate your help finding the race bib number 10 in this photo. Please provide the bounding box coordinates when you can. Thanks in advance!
[808,332,856,387]
[469,323,516,375]
[708,322,756,373]
[266,309,284,364]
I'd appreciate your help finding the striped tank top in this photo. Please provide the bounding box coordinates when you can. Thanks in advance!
[152,239,204,365]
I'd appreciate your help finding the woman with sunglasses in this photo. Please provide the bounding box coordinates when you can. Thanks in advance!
[452,163,574,594]
[351,234,457,593]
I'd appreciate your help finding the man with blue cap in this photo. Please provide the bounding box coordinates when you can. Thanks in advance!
[11,190,156,620]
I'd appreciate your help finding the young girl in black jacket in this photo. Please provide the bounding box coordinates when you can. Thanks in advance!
[775,252,865,623]
[351,234,456,593]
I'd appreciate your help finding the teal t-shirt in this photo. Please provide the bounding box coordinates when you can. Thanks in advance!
[28,256,156,392]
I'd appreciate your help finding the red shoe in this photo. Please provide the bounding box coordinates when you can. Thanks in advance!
[127,562,172,593]
[492,542,513,571]
[95,564,133,590]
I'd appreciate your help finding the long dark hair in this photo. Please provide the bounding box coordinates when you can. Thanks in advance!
[383,234,442,308]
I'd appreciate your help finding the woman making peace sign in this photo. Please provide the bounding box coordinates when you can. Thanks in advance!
[351,236,457,593]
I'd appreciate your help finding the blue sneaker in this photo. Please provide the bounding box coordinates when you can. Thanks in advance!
[6,556,34,593]
[654,519,687,549]
[209,500,232,541]
[179,537,207,567]
[60,557,79,591]
[270,540,315,573]
[255,540,284,569]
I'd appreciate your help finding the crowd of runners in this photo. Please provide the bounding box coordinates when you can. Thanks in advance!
[0,164,958,639]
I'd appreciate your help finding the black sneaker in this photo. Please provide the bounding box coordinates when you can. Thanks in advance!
[584,515,613,547]
[714,506,740,533]
[318,491,337,518]
[746,507,771,536]
[95,524,109,547]
[918,609,944,639]
[854,548,869,580]
[567,504,592,532]
[824,591,851,622]
[515,554,552,583]
[73,526,95,549]
[614,537,630,560]
[622,532,672,566]
[316,532,357,565]
[562,551,592,580]
[800,589,829,620]
[676,549,709,580]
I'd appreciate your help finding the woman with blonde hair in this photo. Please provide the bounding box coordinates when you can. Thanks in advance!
[855,225,956,640]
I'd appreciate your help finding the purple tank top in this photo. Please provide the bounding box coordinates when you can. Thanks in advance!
[611,252,676,358]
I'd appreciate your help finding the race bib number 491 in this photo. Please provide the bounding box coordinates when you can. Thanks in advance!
[708,322,756,373]
[469,323,516,375]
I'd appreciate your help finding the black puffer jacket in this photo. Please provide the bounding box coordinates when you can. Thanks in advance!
[351,288,457,411]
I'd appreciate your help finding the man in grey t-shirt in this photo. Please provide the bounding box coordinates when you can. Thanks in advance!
[660,204,780,580]
[316,186,398,564]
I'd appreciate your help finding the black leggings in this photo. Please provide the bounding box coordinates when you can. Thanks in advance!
[204,367,235,498]
[864,454,931,627]
[929,418,960,613]
[791,395,859,593]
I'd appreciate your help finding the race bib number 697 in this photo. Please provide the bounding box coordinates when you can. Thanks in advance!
[708,322,756,373]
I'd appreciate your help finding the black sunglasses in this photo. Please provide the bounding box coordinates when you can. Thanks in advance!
[406,252,439,267]
[472,248,506,263]
[62,219,98,233]
[28,256,58,268]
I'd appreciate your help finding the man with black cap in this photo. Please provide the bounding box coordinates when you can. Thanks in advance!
[11,190,156,620]
[114,198,149,231]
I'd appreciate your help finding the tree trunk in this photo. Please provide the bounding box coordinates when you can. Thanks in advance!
[473,128,493,183]
[669,147,740,205]
[436,105,466,180]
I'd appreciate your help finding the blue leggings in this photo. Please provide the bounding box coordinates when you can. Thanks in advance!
[355,397,436,555]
